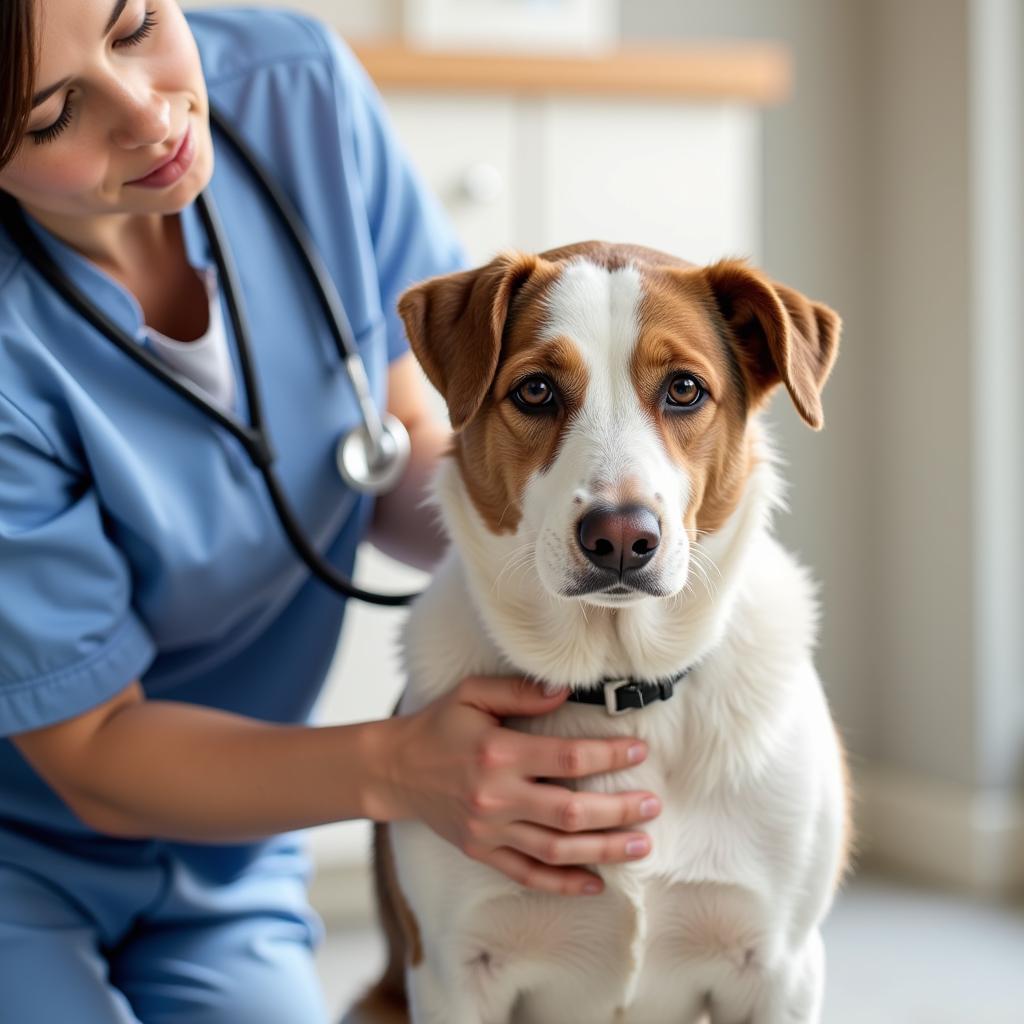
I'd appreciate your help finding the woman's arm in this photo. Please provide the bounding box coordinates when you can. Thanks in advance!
[12,676,661,895]
[12,680,387,842]
[366,351,451,570]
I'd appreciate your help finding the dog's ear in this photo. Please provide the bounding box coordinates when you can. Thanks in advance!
[701,259,841,430]
[397,252,539,430]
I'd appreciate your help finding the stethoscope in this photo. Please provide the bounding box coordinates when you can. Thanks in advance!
[0,107,421,606]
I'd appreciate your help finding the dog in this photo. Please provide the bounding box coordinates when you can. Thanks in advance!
[350,242,850,1024]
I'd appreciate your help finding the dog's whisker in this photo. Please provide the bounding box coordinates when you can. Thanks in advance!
[691,542,723,579]
[493,558,535,598]
[689,545,722,598]
[497,502,514,529]
[696,548,720,581]
[491,542,536,595]
[689,557,716,599]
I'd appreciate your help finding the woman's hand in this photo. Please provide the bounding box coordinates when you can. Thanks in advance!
[376,675,662,896]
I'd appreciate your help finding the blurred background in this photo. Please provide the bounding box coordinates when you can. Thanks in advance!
[186,2,1023,1020]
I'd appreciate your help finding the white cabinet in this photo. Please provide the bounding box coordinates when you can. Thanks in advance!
[535,100,759,262]
[384,93,761,265]
[384,94,519,263]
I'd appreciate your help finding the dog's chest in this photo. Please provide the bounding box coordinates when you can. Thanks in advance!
[469,709,780,1019]
[508,684,783,892]
[473,876,772,1024]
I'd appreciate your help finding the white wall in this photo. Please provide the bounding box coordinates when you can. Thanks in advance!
[625,0,1024,892]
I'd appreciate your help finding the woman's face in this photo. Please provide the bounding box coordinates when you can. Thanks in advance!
[0,0,212,221]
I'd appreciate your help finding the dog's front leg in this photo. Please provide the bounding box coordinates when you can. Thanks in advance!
[406,958,476,1024]
[745,930,825,1024]
[405,954,521,1024]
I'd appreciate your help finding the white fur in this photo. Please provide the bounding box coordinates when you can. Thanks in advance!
[528,260,692,605]
[391,260,845,1024]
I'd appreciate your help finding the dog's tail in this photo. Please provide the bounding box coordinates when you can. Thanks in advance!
[343,821,413,1024]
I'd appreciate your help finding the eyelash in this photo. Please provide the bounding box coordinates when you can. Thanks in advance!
[30,9,159,146]
[31,98,75,145]
[120,8,159,48]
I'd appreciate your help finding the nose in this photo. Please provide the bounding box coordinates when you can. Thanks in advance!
[577,505,661,575]
[110,83,171,148]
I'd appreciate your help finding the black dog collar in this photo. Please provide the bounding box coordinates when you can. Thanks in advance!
[566,667,691,716]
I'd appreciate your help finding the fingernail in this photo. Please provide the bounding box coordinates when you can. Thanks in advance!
[626,838,650,857]
[627,744,646,764]
[583,881,602,894]
[640,798,660,818]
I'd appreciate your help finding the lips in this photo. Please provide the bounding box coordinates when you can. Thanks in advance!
[126,124,195,188]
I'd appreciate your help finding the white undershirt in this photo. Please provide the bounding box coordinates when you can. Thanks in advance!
[144,267,236,412]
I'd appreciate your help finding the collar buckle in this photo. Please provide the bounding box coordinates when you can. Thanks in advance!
[604,678,641,715]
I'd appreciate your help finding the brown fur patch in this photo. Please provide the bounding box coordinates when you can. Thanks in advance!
[343,984,410,1024]
[398,251,545,431]
[631,267,756,539]
[832,722,856,888]
[700,259,841,430]
[458,329,590,534]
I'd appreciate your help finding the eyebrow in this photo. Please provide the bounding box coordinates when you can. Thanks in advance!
[30,0,130,109]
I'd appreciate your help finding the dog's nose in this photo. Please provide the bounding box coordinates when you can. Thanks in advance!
[577,505,661,575]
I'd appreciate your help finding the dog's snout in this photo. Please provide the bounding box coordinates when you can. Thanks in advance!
[577,505,661,574]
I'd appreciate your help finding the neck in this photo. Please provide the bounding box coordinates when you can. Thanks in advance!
[21,204,174,278]
[435,428,785,688]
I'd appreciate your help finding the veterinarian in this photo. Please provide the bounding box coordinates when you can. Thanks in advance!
[0,3,664,1021]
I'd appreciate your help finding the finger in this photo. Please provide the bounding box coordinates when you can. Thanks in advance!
[513,732,648,780]
[457,675,569,719]
[501,821,652,867]
[512,783,661,833]
[484,846,606,897]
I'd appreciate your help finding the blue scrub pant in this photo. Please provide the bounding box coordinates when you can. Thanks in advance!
[0,828,329,1024]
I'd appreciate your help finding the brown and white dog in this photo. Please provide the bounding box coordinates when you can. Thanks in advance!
[353,242,849,1024]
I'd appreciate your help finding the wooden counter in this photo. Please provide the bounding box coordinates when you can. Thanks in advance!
[350,40,791,104]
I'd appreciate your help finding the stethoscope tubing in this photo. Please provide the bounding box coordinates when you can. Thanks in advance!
[209,110,392,451]
[0,109,421,607]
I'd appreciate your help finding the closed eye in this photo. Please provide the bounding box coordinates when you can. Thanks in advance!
[30,96,75,145]
[114,8,158,49]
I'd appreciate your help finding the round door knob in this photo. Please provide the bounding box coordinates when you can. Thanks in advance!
[455,162,504,205]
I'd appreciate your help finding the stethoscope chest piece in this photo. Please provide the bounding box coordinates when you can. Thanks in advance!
[336,412,411,495]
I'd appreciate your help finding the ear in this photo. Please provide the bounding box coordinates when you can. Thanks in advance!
[397,251,539,430]
[701,259,841,429]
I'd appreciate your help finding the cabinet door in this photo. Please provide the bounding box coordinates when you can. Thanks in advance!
[384,93,517,266]
[533,99,761,263]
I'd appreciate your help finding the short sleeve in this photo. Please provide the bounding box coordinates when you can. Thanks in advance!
[0,390,155,736]
[324,29,467,362]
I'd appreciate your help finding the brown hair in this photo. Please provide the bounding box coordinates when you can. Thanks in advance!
[0,0,36,171]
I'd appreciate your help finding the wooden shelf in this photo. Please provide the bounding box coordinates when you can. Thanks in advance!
[350,40,791,104]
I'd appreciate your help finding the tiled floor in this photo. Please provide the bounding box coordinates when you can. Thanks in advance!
[314,873,1024,1023]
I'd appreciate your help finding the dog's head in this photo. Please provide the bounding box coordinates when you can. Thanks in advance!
[399,242,839,608]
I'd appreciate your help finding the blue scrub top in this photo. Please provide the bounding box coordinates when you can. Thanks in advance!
[0,10,462,872]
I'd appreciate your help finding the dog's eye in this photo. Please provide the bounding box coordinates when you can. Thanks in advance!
[666,374,705,408]
[512,376,556,411]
